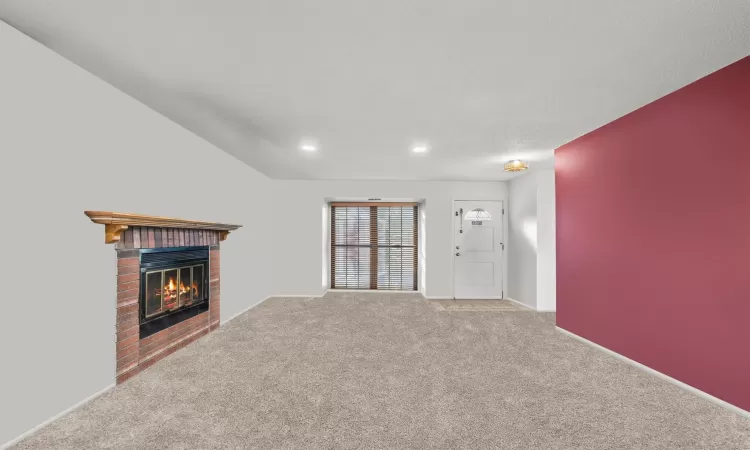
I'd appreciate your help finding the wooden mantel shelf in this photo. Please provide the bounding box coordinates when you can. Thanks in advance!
[84,211,242,244]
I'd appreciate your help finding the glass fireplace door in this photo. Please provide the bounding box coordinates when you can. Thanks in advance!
[145,271,164,318]
[192,265,204,306]
[143,263,208,319]
[178,267,192,307]
[138,246,210,338]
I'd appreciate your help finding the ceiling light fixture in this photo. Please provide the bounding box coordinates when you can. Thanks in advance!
[503,159,529,172]
[299,143,318,152]
[411,144,429,154]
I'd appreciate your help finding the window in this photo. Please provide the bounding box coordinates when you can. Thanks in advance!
[331,202,418,290]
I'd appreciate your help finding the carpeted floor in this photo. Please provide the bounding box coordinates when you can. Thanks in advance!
[12,292,750,449]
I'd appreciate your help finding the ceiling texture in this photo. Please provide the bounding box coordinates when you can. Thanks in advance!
[1,1,748,180]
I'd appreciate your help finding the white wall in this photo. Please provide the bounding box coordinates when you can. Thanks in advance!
[535,169,557,311]
[271,180,508,298]
[507,169,557,310]
[507,173,538,308]
[0,23,273,447]
[0,20,551,448]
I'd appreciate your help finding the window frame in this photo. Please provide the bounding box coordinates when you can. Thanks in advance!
[330,202,419,291]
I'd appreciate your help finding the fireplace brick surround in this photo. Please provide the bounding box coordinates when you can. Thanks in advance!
[115,227,221,384]
[84,212,240,384]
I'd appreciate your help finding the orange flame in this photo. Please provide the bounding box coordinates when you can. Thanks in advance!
[158,273,201,307]
[162,277,178,306]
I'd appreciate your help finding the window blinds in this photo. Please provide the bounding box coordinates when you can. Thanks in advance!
[331,203,418,291]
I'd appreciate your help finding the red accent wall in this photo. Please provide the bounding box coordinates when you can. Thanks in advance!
[555,56,750,412]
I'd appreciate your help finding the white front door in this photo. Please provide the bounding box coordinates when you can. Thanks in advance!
[453,200,504,299]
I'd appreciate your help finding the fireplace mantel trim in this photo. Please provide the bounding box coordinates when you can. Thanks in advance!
[84,211,242,244]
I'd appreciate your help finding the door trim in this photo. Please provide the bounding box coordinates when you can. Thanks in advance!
[452,199,506,300]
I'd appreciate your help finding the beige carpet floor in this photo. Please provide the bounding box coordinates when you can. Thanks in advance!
[12,292,750,449]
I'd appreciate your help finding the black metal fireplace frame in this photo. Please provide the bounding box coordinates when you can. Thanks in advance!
[139,246,210,339]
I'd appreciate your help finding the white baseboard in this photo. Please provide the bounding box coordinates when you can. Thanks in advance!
[428,297,547,309]
[216,294,329,327]
[222,294,328,325]
[274,294,325,298]
[556,327,750,419]
[504,297,534,309]
[328,289,419,294]
[220,295,273,325]
[504,297,556,312]
[2,294,309,449]
[1,383,115,450]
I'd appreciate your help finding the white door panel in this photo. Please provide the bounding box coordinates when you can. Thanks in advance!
[463,227,495,252]
[454,200,504,299]
[465,262,495,286]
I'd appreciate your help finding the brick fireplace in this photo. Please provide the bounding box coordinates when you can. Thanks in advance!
[84,212,241,384]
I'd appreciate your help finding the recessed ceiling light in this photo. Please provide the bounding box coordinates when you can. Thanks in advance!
[411,143,429,154]
[299,142,317,152]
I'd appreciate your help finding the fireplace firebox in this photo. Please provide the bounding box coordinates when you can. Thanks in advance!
[139,246,210,339]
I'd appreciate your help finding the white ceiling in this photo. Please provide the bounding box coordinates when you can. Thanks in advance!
[1,1,748,180]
